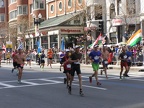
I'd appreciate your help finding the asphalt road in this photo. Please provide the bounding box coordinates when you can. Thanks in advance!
[0,63,144,108]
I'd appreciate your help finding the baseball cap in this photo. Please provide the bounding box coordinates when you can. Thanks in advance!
[94,45,99,48]
[75,45,80,49]
[65,49,70,52]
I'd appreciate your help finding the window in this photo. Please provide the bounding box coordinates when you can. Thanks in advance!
[30,4,33,13]
[17,5,28,15]
[68,0,72,7]
[59,2,62,10]
[0,14,4,22]
[117,0,122,15]
[127,0,136,15]
[33,0,45,9]
[9,10,17,20]
[0,0,4,7]
[51,5,54,12]
[95,5,102,20]
[9,0,16,5]
[78,0,82,4]
[110,3,115,19]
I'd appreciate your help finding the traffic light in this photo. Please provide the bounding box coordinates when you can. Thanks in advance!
[98,21,104,33]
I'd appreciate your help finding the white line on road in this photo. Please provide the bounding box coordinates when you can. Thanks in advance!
[21,81,39,85]
[39,79,63,83]
[0,82,15,87]
[72,83,107,90]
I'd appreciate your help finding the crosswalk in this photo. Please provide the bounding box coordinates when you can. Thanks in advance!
[0,73,144,90]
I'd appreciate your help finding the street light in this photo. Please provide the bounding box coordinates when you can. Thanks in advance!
[32,13,42,51]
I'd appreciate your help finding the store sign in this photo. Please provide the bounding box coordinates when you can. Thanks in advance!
[60,28,83,34]
[112,19,124,26]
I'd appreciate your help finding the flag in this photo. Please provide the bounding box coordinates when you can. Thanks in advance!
[126,29,142,47]
[17,42,23,50]
[2,44,6,53]
[37,39,41,53]
[90,33,102,48]
[60,37,65,51]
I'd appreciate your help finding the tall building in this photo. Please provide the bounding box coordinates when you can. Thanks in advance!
[106,0,140,44]
[0,0,46,49]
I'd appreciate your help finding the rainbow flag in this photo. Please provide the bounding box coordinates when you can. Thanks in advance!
[126,29,142,46]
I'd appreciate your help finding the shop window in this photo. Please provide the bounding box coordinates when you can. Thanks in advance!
[59,2,62,10]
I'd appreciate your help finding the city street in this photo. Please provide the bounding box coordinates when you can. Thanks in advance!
[0,63,144,108]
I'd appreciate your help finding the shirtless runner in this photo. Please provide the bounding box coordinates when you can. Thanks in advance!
[15,49,25,83]
[101,47,109,79]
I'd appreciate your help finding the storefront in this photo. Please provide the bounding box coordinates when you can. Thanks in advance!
[48,27,84,49]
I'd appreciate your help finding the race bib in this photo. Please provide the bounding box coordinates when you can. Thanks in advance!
[42,58,44,60]
[94,56,99,60]
[74,62,80,64]
[124,55,127,59]
[104,61,108,64]
[66,64,71,68]
[128,57,131,60]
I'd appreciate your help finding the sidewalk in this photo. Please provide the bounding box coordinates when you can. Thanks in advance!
[1,60,144,71]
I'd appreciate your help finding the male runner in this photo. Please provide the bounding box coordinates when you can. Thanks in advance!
[68,45,84,96]
[40,50,46,70]
[0,50,2,67]
[125,46,133,77]
[89,45,102,85]
[11,50,18,73]
[119,46,128,80]
[101,46,109,79]
[15,49,25,83]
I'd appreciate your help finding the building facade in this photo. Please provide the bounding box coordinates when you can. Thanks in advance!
[106,0,141,44]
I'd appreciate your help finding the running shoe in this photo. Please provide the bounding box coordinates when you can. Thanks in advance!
[120,76,122,80]
[97,82,101,86]
[89,76,92,83]
[79,89,84,96]
[11,69,14,73]
[64,78,67,84]
[68,86,71,94]
[18,80,21,84]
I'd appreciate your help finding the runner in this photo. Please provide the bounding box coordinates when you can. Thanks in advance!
[6,51,11,63]
[119,46,128,80]
[26,50,32,68]
[59,51,65,71]
[68,45,84,96]
[15,49,25,83]
[101,46,109,79]
[0,50,2,67]
[89,45,102,85]
[62,49,71,88]
[11,50,18,73]
[40,50,46,70]
[47,48,53,68]
[125,46,133,77]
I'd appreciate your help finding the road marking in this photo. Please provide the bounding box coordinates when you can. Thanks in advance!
[22,81,39,85]
[0,82,15,87]
[39,79,63,83]
[73,83,107,90]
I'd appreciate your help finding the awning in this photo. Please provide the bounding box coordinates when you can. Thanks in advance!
[39,12,82,29]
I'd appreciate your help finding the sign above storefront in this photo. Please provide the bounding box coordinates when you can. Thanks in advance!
[112,19,124,26]
[60,28,83,34]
